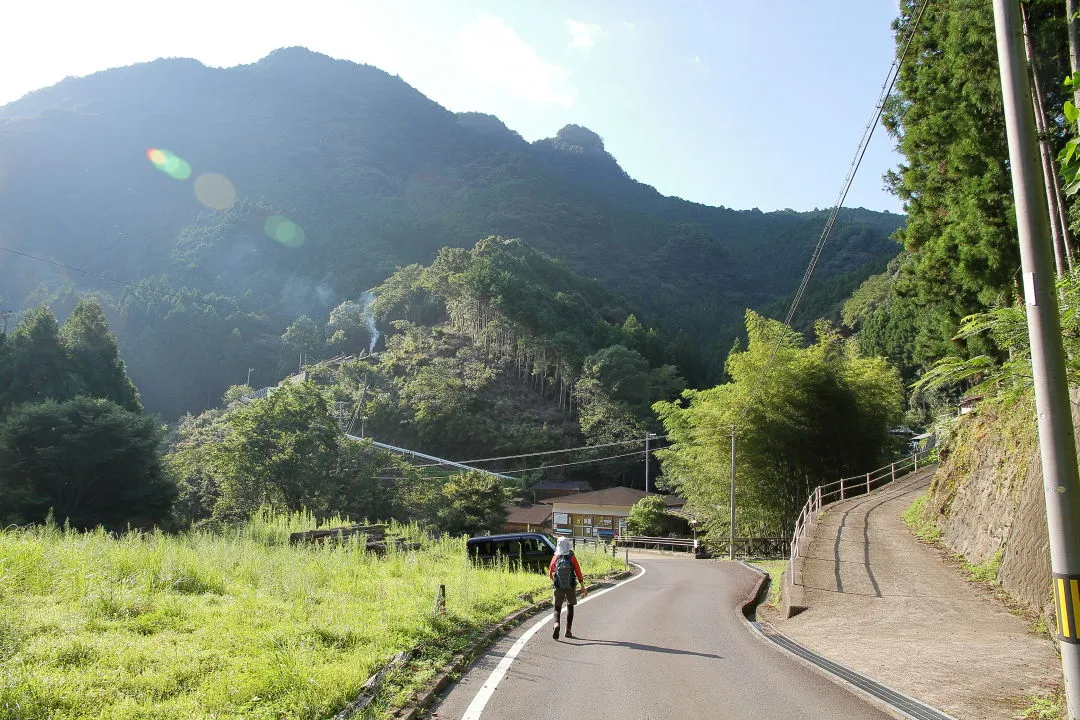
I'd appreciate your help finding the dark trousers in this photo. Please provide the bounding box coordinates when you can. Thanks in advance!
[553,587,577,628]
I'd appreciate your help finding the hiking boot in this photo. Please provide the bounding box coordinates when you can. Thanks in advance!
[552,624,560,640]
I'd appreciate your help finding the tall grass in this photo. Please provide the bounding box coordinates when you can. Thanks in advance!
[0,513,621,719]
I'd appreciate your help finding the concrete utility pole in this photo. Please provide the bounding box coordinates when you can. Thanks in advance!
[246,367,255,386]
[992,2,1080,715]
[729,426,736,561]
[644,432,656,494]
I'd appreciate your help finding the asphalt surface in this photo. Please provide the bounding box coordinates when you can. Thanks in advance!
[426,555,894,720]
[769,467,1061,720]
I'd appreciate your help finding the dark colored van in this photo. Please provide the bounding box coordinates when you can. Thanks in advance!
[466,532,556,571]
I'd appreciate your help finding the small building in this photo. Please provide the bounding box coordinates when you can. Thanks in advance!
[502,502,553,533]
[532,480,592,501]
[910,431,935,454]
[959,395,983,415]
[550,487,685,539]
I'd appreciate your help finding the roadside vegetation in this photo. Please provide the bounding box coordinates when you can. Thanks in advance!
[901,495,942,543]
[747,559,788,609]
[0,511,622,719]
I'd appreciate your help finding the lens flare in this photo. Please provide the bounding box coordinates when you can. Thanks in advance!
[145,147,192,180]
[264,215,305,247]
[194,172,237,210]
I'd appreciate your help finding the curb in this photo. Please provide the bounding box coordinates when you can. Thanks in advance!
[736,560,771,621]
[388,567,636,720]
[738,562,955,720]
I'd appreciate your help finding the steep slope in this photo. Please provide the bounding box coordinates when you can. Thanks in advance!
[0,47,904,417]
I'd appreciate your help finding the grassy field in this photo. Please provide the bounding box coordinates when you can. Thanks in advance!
[0,513,623,719]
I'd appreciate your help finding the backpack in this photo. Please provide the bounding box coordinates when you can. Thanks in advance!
[553,553,576,590]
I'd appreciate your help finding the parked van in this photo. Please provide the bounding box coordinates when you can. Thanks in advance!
[466,532,556,571]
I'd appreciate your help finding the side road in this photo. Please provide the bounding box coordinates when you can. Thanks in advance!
[762,468,1060,720]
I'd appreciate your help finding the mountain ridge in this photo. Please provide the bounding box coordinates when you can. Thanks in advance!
[0,46,905,417]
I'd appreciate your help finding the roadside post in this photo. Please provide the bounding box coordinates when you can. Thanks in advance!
[993,2,1080,714]
[434,584,446,617]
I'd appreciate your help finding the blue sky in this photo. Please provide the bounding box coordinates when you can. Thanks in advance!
[3,0,903,213]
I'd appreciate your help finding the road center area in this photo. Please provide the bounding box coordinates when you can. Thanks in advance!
[426,554,893,720]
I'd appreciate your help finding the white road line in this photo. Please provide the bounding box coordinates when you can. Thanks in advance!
[461,561,648,720]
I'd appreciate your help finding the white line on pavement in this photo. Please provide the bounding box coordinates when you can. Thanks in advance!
[461,561,648,720]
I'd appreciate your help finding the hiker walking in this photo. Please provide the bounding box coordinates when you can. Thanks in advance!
[549,536,586,640]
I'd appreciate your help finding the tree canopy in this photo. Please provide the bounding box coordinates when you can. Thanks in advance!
[0,303,169,529]
[654,311,904,541]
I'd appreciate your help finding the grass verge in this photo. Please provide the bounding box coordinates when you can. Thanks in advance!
[901,494,942,542]
[1014,684,1065,719]
[746,559,787,609]
[0,512,623,719]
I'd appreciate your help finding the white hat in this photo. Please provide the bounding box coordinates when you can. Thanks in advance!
[556,537,572,555]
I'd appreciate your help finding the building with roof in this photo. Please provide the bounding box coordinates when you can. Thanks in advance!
[502,502,553,533]
[531,480,592,501]
[550,487,685,539]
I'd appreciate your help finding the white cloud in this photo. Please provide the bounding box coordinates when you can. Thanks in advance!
[456,15,575,107]
[565,19,605,50]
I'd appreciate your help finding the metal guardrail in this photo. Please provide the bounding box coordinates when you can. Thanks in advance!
[613,535,789,558]
[615,535,697,552]
[788,448,935,585]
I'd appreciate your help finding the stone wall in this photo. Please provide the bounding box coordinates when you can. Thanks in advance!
[928,395,1053,616]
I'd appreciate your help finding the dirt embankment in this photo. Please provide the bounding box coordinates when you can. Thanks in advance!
[925,394,1053,617]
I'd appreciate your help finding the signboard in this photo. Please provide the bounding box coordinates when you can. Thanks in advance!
[554,513,569,525]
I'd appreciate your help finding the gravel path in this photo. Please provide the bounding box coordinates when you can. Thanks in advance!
[762,467,1061,720]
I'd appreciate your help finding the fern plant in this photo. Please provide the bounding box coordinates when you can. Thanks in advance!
[912,270,1080,404]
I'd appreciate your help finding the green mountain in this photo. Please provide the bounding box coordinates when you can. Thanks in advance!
[0,47,904,418]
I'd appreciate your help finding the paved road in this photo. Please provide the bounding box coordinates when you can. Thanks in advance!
[427,555,892,720]
[772,467,1061,720]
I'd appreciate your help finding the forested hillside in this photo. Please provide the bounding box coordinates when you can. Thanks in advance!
[0,47,904,419]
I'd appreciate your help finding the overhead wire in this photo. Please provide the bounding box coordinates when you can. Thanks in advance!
[784,0,931,328]
[3,6,934,483]
[728,0,933,439]
[491,450,651,475]
[368,447,664,479]
[408,435,672,468]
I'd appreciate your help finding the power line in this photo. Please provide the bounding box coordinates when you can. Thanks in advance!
[739,0,932,423]
[410,435,671,468]
[493,450,648,475]
[784,0,930,328]
[369,448,656,478]
[711,0,932,539]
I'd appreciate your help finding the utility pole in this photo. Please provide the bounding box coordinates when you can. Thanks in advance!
[246,367,255,386]
[644,432,655,494]
[729,425,736,561]
[0,310,12,335]
[992,3,1080,715]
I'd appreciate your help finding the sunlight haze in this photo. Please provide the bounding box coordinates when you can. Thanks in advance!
[5,0,903,213]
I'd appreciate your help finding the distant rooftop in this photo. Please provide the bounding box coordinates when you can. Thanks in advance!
[533,480,592,491]
[552,487,684,508]
[505,503,553,526]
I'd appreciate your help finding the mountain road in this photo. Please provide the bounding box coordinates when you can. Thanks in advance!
[425,554,894,720]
